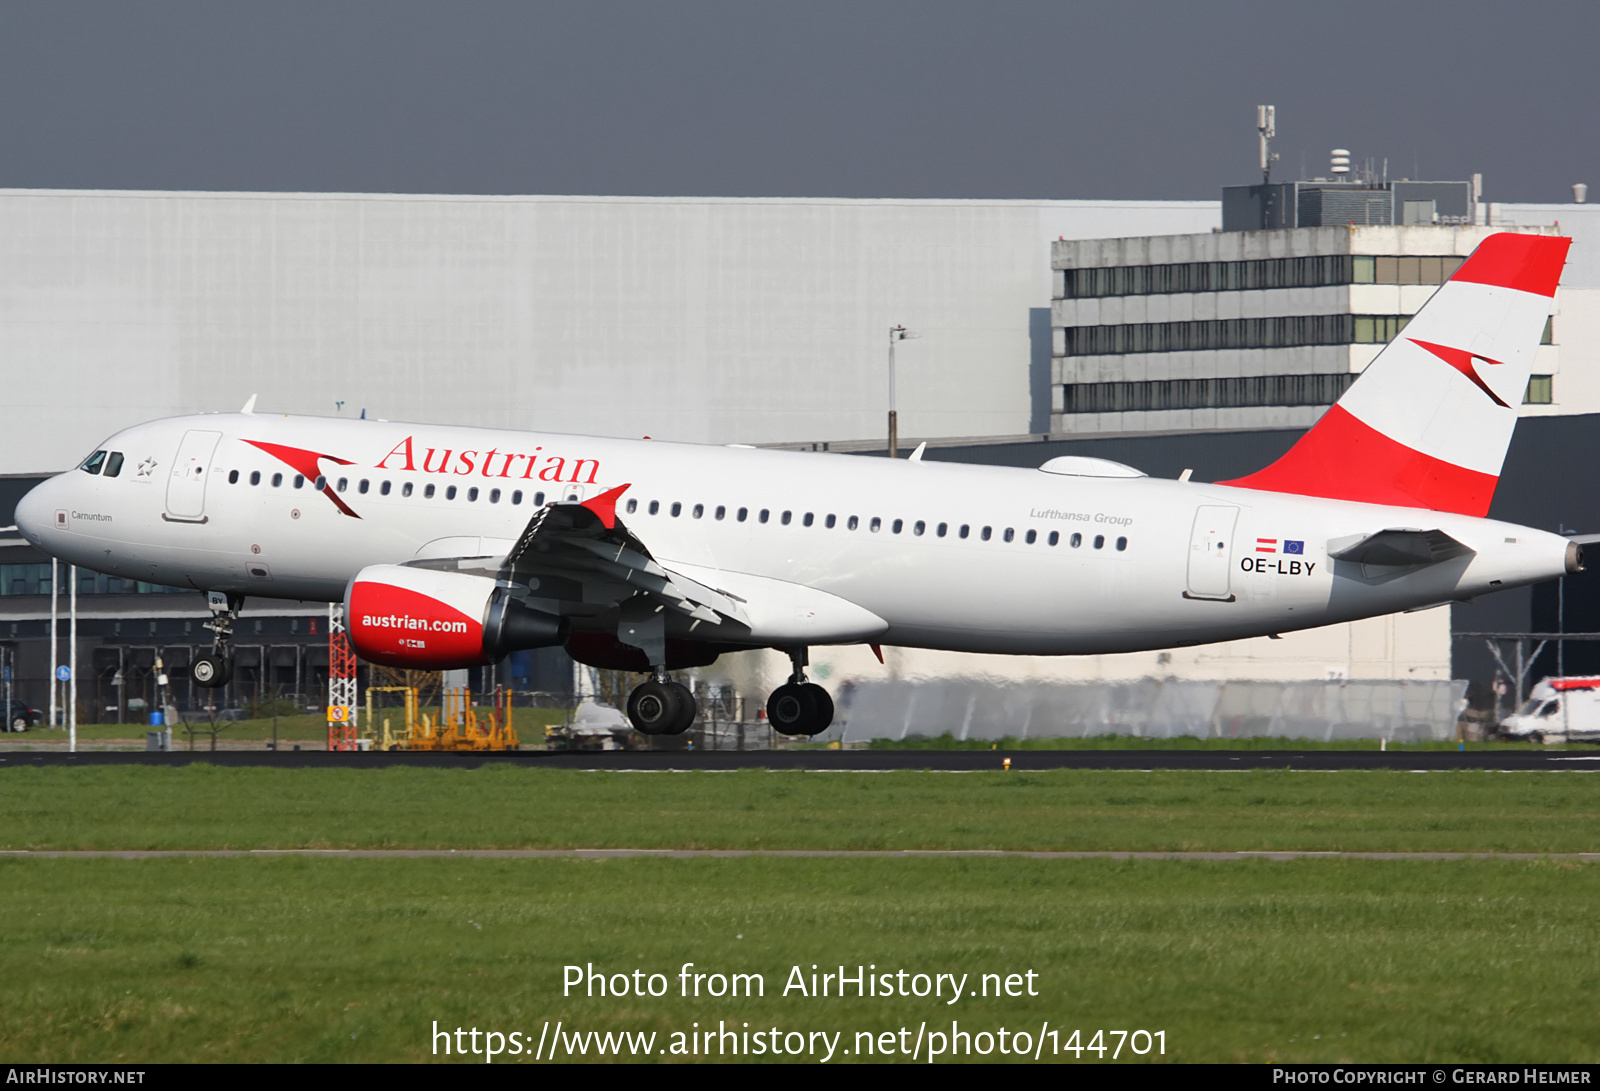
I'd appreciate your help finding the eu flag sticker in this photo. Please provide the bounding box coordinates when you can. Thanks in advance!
[1283,540,1304,555]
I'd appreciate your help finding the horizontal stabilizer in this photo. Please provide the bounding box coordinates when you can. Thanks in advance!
[1330,528,1475,568]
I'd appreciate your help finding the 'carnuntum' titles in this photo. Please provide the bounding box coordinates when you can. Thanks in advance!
[374,436,601,485]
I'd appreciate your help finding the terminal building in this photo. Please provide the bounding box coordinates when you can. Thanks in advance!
[0,170,1596,723]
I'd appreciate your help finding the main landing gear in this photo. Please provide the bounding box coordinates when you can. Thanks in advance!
[192,590,242,689]
[766,647,834,737]
[625,669,697,736]
[621,647,835,738]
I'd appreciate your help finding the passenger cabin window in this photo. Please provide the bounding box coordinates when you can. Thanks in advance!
[404,482,415,498]
[825,514,836,529]
[104,452,124,478]
[467,487,479,501]
[1003,528,1014,543]
[446,485,457,500]
[759,509,770,524]
[870,517,882,532]
[272,473,283,487]
[914,520,925,536]
[358,479,369,494]
[959,525,970,539]
[511,490,521,504]
[251,471,262,486]
[803,512,813,527]
[1094,534,1105,549]
[380,481,391,496]
[1071,533,1082,547]
[1117,536,1128,551]
[1025,529,1036,544]
[625,499,638,514]
[937,522,947,537]
[847,516,859,531]
[79,451,107,475]
[693,503,704,519]
[315,476,326,490]
[715,506,726,520]
[1048,531,1059,546]
[490,489,501,503]
[738,507,749,522]
[337,477,348,492]
[228,470,239,484]
[670,502,682,517]
[781,511,792,525]
[535,492,545,505]
[649,500,660,515]
[981,526,992,541]
[892,519,903,534]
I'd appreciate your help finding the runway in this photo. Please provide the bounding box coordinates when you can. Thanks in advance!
[0,747,1592,771]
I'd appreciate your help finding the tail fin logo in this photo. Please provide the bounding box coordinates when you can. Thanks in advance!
[1408,338,1509,408]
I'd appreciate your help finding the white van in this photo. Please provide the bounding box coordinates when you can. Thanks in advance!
[1498,677,1600,743]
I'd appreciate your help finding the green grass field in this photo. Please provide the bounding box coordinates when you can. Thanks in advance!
[3,766,1598,1064]
[3,765,1599,852]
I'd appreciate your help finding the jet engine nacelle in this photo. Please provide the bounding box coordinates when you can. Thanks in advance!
[345,564,567,669]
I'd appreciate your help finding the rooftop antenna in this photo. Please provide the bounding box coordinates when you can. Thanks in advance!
[1330,149,1351,181]
[1257,105,1277,184]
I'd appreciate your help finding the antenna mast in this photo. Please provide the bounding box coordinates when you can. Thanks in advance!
[1257,104,1276,184]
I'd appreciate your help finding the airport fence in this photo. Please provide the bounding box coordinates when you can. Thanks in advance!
[832,678,1469,744]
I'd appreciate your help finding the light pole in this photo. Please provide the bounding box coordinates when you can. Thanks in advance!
[888,325,920,458]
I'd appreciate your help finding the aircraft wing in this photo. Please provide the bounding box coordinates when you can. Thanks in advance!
[418,483,750,629]
[1328,528,1476,567]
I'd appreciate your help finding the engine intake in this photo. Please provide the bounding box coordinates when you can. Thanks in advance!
[346,564,567,669]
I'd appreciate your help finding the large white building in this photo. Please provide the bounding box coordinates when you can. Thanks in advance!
[0,189,1218,475]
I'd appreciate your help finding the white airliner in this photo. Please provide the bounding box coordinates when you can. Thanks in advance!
[13,232,1579,735]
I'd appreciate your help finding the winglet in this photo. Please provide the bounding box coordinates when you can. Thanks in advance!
[581,483,632,529]
[240,393,257,415]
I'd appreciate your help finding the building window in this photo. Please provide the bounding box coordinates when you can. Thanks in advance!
[1525,375,1554,405]
[1062,314,1409,356]
[1059,253,1464,299]
[1062,373,1358,414]
[1543,317,1554,345]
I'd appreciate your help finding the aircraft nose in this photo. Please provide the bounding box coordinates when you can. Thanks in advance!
[14,476,63,547]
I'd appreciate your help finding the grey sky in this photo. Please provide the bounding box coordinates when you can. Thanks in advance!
[0,1,1593,203]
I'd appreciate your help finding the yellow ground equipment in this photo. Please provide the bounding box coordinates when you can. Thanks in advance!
[364,686,420,751]
[379,686,518,751]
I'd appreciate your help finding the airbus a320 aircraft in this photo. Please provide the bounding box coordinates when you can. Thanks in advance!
[14,232,1578,736]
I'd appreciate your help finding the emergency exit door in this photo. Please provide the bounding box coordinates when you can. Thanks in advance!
[1185,505,1239,601]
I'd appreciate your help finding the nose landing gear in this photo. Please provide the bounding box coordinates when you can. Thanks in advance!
[193,590,242,689]
[766,647,834,736]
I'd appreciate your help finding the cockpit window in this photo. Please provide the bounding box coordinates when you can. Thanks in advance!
[103,452,125,478]
[79,451,107,475]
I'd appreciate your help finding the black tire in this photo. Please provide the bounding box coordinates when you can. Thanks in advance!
[192,654,232,689]
[802,683,835,732]
[664,681,697,735]
[627,680,682,735]
[768,682,822,736]
[8,716,24,733]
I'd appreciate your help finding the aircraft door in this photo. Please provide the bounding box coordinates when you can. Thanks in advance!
[1185,505,1239,601]
[165,429,222,522]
